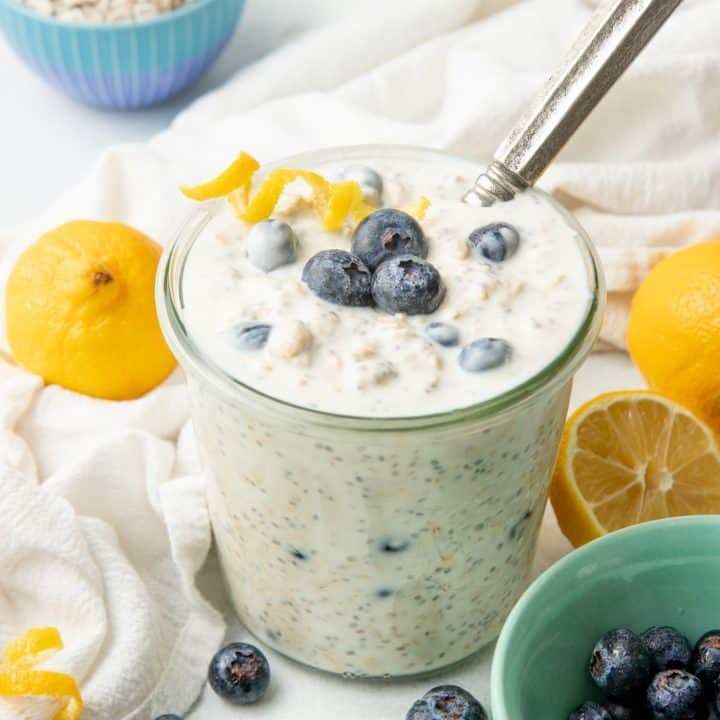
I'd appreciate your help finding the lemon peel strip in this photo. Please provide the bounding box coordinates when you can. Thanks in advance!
[402,196,432,222]
[2,627,62,669]
[325,181,371,230]
[230,169,303,223]
[0,628,83,720]
[230,169,378,230]
[180,152,260,202]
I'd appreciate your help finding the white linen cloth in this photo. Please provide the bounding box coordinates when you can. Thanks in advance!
[0,0,718,718]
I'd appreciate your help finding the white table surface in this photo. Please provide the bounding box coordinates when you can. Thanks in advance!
[0,11,647,718]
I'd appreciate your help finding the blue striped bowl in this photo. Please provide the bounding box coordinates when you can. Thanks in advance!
[0,0,244,109]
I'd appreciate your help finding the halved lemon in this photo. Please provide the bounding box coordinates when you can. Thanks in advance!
[550,391,720,547]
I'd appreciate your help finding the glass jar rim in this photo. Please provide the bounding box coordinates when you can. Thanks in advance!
[156,144,606,432]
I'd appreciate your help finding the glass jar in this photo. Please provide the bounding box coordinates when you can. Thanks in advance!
[157,146,605,678]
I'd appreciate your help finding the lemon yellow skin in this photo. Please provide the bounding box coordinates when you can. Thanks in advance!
[6,220,176,401]
[627,239,720,434]
[0,627,83,720]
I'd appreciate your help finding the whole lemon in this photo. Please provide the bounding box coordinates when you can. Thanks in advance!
[627,239,720,433]
[6,220,176,400]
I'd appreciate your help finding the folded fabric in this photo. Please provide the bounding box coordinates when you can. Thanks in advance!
[0,0,718,717]
[0,360,224,720]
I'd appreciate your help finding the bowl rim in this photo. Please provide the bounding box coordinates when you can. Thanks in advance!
[0,0,230,30]
[490,515,720,720]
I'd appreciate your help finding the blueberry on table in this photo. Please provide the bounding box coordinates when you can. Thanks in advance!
[302,250,373,307]
[641,626,692,672]
[406,685,487,720]
[425,321,460,347]
[646,669,706,720]
[351,208,427,270]
[468,223,520,262]
[371,254,445,315]
[246,219,298,272]
[458,338,512,372]
[154,715,182,720]
[568,702,612,720]
[589,628,653,700]
[689,629,720,692]
[340,164,384,204]
[208,642,270,705]
[225,322,272,351]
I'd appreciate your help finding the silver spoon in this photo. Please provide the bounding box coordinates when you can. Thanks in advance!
[463,0,684,206]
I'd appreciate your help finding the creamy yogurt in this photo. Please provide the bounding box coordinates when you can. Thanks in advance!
[181,153,591,417]
[164,146,602,677]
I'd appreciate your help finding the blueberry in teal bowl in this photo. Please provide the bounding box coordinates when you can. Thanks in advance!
[0,0,244,108]
[490,516,720,719]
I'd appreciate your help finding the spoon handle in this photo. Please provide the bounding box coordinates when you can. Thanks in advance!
[464,0,684,205]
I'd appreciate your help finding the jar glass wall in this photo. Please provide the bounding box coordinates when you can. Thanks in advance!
[157,146,605,678]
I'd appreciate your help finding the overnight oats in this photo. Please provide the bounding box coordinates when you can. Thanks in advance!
[158,146,604,677]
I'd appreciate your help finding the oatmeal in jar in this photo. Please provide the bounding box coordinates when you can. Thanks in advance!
[182,153,591,417]
[160,146,603,676]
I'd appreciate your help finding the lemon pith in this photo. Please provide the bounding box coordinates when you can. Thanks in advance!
[6,220,176,400]
[550,391,720,547]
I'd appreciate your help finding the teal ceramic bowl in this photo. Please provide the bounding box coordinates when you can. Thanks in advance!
[0,0,244,108]
[491,516,720,719]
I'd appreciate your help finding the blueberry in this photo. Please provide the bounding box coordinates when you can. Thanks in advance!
[589,629,653,700]
[690,630,720,692]
[351,209,427,270]
[376,588,394,599]
[646,670,706,720]
[406,700,432,720]
[426,322,460,347]
[604,702,648,720]
[154,716,182,720]
[207,642,270,705]
[225,322,271,351]
[246,219,297,272]
[371,254,445,315]
[641,626,692,672]
[568,702,612,720]
[302,250,372,307]
[468,223,520,262]
[458,338,513,373]
[340,165,383,204]
[406,685,488,720]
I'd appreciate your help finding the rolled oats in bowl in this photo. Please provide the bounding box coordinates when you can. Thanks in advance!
[16,0,195,23]
[0,0,242,107]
